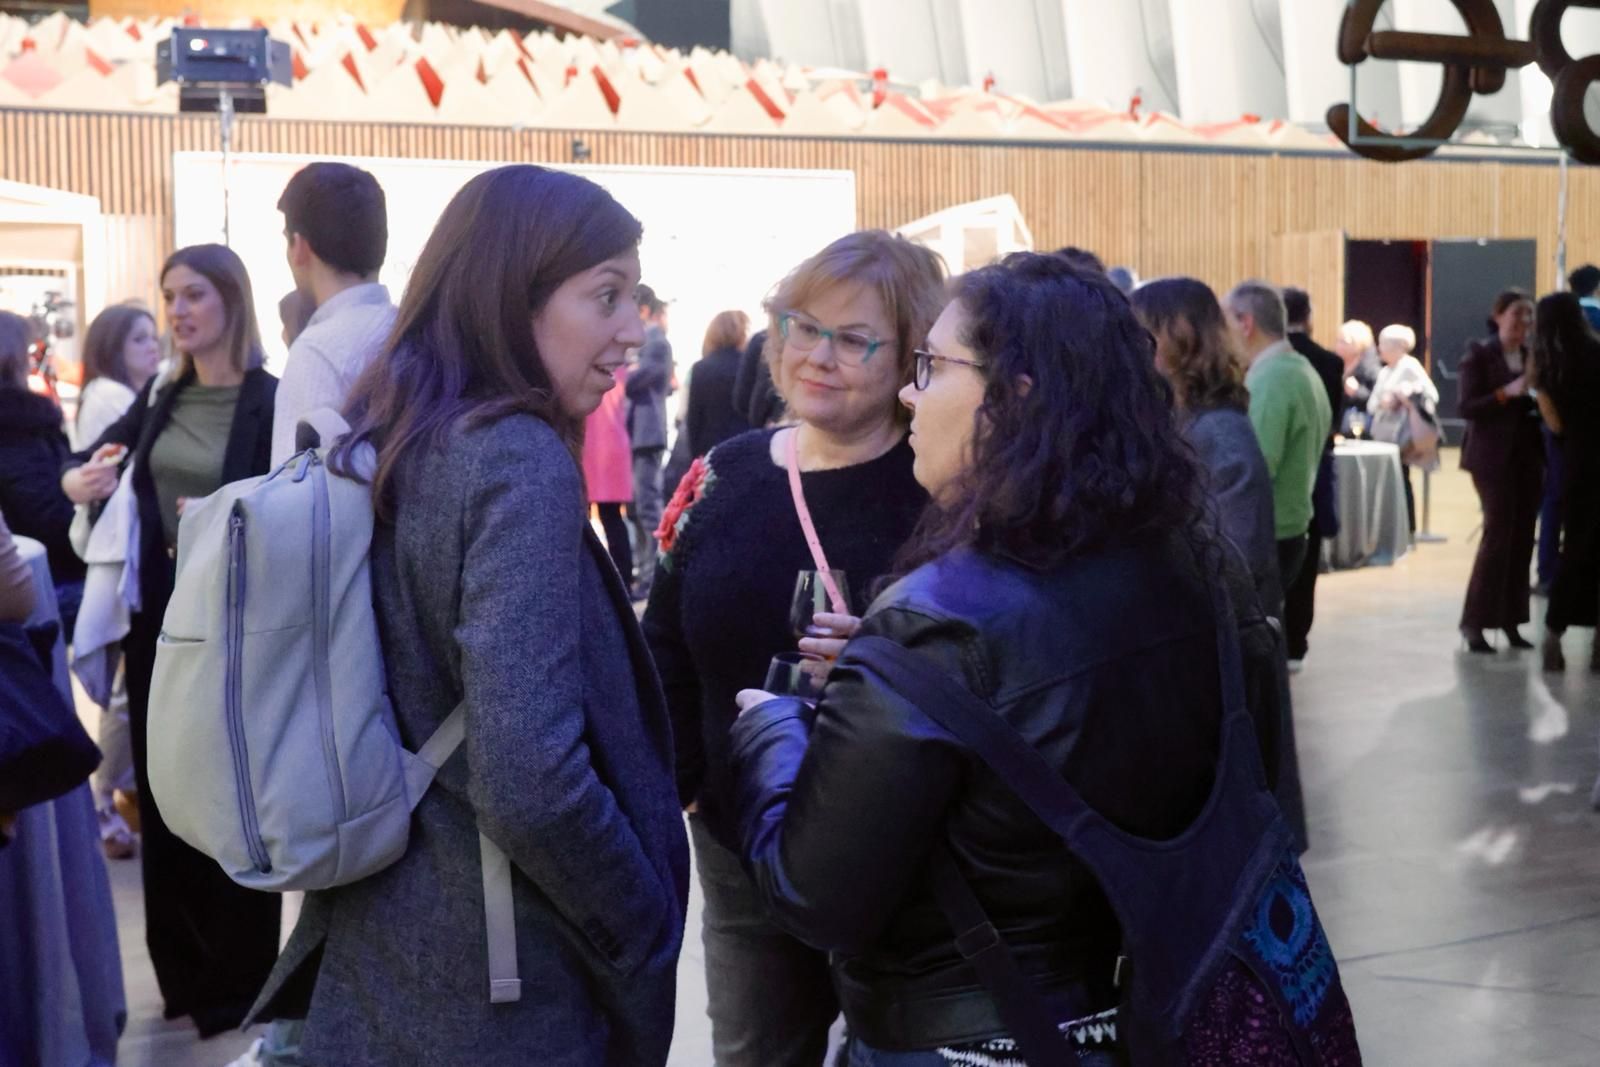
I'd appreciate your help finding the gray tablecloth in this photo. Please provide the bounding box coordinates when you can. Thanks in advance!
[0,537,125,1067]
[1325,441,1411,570]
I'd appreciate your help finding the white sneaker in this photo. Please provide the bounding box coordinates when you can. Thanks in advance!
[222,1038,264,1067]
[1286,659,1305,674]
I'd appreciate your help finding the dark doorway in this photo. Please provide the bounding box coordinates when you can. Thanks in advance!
[1344,237,1538,445]
[1428,239,1538,441]
[1346,239,1429,366]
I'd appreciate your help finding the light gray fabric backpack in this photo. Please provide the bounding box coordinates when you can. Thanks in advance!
[147,410,521,1004]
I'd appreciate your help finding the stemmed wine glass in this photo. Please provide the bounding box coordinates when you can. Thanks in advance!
[789,570,851,643]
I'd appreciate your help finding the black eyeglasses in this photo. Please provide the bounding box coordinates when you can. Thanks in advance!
[912,348,986,390]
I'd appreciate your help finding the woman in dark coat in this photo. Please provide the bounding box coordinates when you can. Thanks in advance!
[728,255,1359,1064]
[1533,292,1600,672]
[0,310,85,636]
[61,244,280,1037]
[685,309,753,458]
[1458,289,1543,652]
[249,166,688,1067]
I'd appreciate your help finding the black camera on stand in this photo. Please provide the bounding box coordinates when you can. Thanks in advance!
[157,28,292,244]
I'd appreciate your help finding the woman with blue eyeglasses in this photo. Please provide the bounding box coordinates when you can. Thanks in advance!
[643,230,945,1065]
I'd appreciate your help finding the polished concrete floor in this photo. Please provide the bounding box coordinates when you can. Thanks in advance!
[100,450,1600,1066]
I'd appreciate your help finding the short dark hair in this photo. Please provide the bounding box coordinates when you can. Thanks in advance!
[278,162,388,277]
[1569,264,1600,298]
[1053,246,1107,274]
[636,283,666,316]
[1282,286,1312,328]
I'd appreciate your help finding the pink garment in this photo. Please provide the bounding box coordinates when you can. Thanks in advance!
[583,368,633,503]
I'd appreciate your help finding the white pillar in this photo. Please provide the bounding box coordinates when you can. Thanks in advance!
[953,0,1071,101]
[1167,0,1290,125]
[1060,0,1180,112]
[1280,0,1404,131]
[855,0,969,86]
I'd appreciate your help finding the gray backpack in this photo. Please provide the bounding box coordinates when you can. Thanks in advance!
[147,410,521,1004]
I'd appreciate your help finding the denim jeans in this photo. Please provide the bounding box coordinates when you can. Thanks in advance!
[689,816,838,1066]
[631,447,665,592]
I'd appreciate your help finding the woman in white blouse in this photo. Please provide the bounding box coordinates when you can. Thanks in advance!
[72,303,162,859]
[73,305,162,450]
[1370,324,1440,533]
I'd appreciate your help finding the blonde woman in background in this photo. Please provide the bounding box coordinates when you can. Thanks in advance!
[1335,319,1381,431]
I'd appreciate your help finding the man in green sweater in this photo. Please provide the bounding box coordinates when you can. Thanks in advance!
[1226,281,1333,614]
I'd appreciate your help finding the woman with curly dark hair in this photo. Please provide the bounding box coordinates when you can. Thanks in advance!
[727,254,1359,1065]
[1132,276,1280,609]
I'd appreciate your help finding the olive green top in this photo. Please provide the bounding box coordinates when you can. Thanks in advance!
[149,383,240,547]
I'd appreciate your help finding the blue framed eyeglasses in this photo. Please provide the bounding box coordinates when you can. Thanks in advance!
[778,311,891,365]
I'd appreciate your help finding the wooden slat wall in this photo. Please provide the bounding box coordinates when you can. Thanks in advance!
[2,108,1590,314]
[1270,230,1348,349]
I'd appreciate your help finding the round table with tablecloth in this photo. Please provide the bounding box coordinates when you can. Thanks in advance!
[0,536,125,1067]
[1324,440,1412,570]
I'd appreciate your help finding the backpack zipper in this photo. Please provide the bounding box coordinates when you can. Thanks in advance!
[228,508,272,874]
[310,459,347,825]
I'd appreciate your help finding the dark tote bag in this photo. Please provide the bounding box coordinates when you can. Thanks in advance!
[0,620,100,814]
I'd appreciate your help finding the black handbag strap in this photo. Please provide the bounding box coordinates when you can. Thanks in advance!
[927,843,1077,1066]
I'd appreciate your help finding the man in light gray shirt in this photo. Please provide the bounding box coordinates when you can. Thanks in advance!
[243,161,394,1067]
[270,162,397,466]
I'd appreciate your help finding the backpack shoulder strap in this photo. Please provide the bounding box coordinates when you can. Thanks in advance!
[401,703,522,1004]
[847,636,1091,839]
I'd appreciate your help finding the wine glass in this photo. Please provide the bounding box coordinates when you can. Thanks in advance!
[764,652,829,703]
[790,570,851,642]
[1348,412,1366,440]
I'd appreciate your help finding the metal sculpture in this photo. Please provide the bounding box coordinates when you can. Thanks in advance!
[1330,0,1600,162]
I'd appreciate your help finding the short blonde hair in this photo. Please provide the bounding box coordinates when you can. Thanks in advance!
[702,310,750,357]
[763,230,947,400]
[1378,324,1416,354]
[1337,319,1376,351]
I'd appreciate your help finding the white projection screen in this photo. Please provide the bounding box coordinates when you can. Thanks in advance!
[171,152,858,385]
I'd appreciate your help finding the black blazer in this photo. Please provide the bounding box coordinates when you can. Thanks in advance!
[1458,336,1542,483]
[685,346,750,458]
[70,367,276,616]
[1289,331,1346,441]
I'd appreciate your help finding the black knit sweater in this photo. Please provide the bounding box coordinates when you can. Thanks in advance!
[642,427,927,849]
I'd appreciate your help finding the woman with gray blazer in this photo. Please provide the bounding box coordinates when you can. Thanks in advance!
[1132,278,1281,609]
[248,166,689,1066]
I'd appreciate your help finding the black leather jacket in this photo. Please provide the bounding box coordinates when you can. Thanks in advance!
[729,531,1284,1051]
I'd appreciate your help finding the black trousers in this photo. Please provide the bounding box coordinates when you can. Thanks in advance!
[1275,534,1309,623]
[125,606,281,1037]
[1462,469,1542,630]
[596,501,633,586]
[1284,533,1321,661]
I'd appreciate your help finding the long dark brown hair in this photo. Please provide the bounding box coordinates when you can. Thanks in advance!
[161,244,265,378]
[335,165,643,518]
[895,253,1205,575]
[1533,290,1598,419]
[1130,277,1250,413]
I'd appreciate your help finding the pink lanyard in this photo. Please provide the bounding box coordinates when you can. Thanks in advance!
[785,428,850,615]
